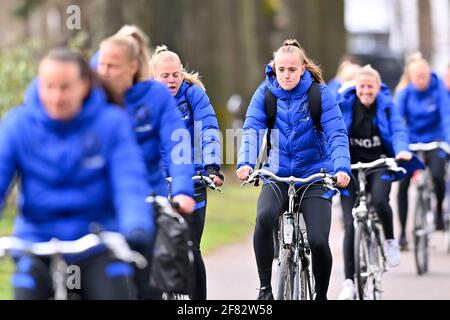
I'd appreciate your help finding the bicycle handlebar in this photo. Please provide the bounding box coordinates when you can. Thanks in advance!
[409,141,450,154]
[241,169,337,187]
[166,175,223,193]
[350,157,406,173]
[0,232,147,269]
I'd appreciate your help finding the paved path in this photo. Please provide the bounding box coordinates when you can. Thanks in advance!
[205,191,450,300]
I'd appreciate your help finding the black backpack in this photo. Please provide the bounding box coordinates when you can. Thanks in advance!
[263,81,322,157]
[149,205,195,295]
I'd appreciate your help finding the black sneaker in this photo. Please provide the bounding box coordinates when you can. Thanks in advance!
[435,218,445,231]
[257,286,274,300]
[399,235,409,251]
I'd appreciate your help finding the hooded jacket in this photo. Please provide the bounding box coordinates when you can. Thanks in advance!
[339,84,424,180]
[238,65,351,180]
[124,80,194,197]
[395,73,450,144]
[174,81,221,174]
[0,81,154,242]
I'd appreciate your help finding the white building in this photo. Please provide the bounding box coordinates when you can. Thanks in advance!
[345,0,450,73]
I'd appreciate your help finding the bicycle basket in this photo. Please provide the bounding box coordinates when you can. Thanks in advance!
[149,209,195,295]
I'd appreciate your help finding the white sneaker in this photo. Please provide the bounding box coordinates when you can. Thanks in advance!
[338,279,355,300]
[384,239,401,267]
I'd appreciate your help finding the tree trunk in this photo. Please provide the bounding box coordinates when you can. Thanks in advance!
[418,0,433,61]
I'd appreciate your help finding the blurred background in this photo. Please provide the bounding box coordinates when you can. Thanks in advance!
[0,0,449,129]
[0,0,449,299]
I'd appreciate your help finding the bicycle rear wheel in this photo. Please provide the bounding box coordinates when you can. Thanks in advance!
[354,221,375,300]
[275,248,294,300]
[413,196,429,275]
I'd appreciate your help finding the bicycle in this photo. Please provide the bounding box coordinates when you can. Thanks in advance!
[150,174,222,300]
[350,157,405,300]
[241,169,337,300]
[166,173,223,199]
[0,231,147,300]
[409,141,450,274]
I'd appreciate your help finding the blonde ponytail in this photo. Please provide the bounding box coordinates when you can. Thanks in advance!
[100,25,152,82]
[273,39,325,83]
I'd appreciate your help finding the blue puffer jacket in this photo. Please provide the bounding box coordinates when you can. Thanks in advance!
[0,81,154,242]
[124,80,194,197]
[395,73,450,144]
[238,65,351,179]
[339,84,424,180]
[174,81,221,174]
[327,77,342,100]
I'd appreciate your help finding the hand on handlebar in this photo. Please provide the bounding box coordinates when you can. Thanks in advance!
[172,194,196,215]
[395,151,413,162]
[335,171,350,188]
[236,165,253,181]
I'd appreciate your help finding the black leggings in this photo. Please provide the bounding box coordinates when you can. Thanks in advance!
[254,182,333,299]
[185,186,207,300]
[340,169,394,280]
[397,149,447,236]
[13,251,136,300]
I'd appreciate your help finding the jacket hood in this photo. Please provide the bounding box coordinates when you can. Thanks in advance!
[175,81,190,100]
[405,72,440,96]
[24,79,107,133]
[265,63,314,99]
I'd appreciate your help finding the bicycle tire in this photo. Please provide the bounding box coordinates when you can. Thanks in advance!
[299,262,313,300]
[275,248,294,300]
[372,222,385,300]
[354,221,373,300]
[413,195,428,275]
[273,223,280,259]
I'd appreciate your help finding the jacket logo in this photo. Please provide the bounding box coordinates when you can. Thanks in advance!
[134,106,153,132]
[350,136,382,148]
[82,133,105,169]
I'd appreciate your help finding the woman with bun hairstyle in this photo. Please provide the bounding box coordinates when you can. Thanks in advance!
[236,39,351,300]
[152,45,223,300]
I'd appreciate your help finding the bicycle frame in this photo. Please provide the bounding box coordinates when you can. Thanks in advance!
[0,232,146,300]
[242,169,336,300]
[352,166,386,300]
[350,158,405,300]
[275,182,314,300]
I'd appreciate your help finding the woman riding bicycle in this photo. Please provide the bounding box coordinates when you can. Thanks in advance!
[336,65,421,300]
[395,54,450,245]
[152,45,223,300]
[236,39,351,300]
[95,25,196,298]
[0,49,154,299]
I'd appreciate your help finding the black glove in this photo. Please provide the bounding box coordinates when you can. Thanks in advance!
[205,165,224,182]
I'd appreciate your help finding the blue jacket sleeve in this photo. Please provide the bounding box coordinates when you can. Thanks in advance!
[0,111,19,211]
[237,86,267,169]
[319,85,351,175]
[107,110,155,242]
[394,89,408,119]
[188,85,222,170]
[387,101,409,155]
[158,90,195,197]
[437,82,450,144]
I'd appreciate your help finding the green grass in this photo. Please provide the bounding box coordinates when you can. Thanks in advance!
[202,182,260,254]
[0,207,15,300]
[0,181,261,299]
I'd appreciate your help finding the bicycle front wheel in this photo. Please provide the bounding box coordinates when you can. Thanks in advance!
[275,248,294,300]
[354,221,375,300]
[413,195,429,275]
[298,254,314,300]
